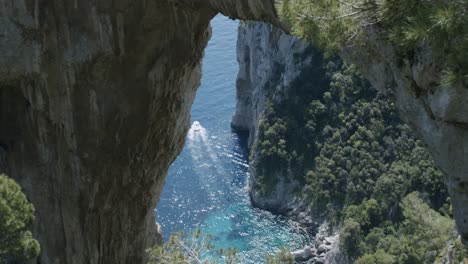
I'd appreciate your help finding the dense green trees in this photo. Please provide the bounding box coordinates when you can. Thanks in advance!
[354,192,454,263]
[253,61,457,262]
[253,100,291,194]
[0,174,40,262]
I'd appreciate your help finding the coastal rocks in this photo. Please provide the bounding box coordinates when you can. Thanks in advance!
[317,244,332,255]
[313,223,349,264]
[286,197,320,228]
[291,223,350,264]
[291,246,314,261]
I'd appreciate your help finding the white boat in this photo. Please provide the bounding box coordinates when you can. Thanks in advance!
[192,121,201,131]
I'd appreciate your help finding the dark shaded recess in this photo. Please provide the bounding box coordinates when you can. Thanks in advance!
[270,50,330,184]
[0,83,30,156]
[232,129,250,154]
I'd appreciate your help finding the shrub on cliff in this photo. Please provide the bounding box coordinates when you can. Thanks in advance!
[339,218,362,258]
[265,247,294,264]
[147,230,296,264]
[147,229,237,264]
[0,174,40,262]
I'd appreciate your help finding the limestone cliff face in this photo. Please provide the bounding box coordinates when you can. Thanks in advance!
[232,21,320,147]
[232,21,325,214]
[0,1,279,263]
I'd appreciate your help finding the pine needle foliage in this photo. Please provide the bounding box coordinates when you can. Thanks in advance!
[0,174,40,263]
[276,0,468,87]
[147,229,238,264]
[146,231,295,264]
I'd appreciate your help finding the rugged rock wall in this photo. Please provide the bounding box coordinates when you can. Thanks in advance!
[232,21,325,214]
[0,1,279,263]
[0,1,212,263]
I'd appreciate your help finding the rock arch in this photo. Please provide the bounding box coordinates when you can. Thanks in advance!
[0,0,466,263]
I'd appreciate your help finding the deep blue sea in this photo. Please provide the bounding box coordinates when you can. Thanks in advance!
[156,15,309,263]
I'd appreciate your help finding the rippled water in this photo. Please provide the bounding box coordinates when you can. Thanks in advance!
[156,15,310,263]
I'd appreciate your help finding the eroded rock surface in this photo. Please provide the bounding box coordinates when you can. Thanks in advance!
[0,1,278,263]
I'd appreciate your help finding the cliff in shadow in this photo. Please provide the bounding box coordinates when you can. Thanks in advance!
[0,1,278,263]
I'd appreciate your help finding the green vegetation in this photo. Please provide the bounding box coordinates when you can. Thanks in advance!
[253,61,459,262]
[354,192,454,263]
[147,229,238,264]
[147,230,294,264]
[0,174,40,262]
[265,247,294,264]
[253,101,289,194]
[277,0,468,86]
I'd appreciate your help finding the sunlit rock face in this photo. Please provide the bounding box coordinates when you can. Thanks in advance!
[232,21,322,148]
[232,21,325,214]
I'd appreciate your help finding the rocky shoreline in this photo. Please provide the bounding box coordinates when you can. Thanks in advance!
[232,21,349,263]
[291,223,349,264]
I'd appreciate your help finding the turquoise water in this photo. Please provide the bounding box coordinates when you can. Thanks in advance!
[156,15,310,263]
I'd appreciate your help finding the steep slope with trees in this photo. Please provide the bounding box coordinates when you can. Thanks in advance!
[234,20,464,262]
[276,0,468,245]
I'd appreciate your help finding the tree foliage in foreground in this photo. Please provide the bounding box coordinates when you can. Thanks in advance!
[147,229,238,264]
[0,174,40,262]
[147,230,295,264]
[277,0,468,87]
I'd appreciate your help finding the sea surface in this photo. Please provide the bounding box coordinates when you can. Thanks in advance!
[156,15,310,263]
